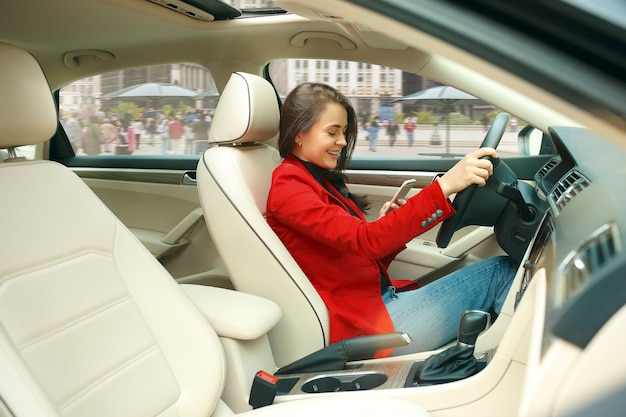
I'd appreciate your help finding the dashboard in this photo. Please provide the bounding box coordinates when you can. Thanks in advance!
[521,126,625,357]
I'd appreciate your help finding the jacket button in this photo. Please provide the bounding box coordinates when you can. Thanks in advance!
[421,221,428,228]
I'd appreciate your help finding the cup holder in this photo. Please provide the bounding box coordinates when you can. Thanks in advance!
[301,372,388,393]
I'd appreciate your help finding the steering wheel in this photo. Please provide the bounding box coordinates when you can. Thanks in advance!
[436,112,511,248]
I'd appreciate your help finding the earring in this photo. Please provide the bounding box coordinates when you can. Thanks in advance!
[297,141,302,147]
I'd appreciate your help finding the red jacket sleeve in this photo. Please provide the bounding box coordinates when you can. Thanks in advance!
[267,160,454,260]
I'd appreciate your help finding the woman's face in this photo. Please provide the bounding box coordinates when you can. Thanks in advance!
[293,102,347,170]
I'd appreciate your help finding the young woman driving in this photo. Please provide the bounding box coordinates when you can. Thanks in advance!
[266,83,516,356]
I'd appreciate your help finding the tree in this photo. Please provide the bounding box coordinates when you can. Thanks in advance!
[109,102,143,119]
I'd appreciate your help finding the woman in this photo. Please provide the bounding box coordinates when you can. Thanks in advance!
[266,83,516,356]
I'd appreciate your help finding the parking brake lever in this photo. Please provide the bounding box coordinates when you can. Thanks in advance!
[342,332,411,361]
[275,332,411,375]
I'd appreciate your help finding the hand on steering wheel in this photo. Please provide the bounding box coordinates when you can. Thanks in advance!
[437,147,498,198]
[436,112,511,248]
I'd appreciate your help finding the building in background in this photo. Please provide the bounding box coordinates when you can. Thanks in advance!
[58,76,99,119]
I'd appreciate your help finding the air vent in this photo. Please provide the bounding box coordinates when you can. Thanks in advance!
[535,158,559,181]
[146,0,242,21]
[550,170,589,213]
[557,223,621,306]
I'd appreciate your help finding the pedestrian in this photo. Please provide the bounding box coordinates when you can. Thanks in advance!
[366,117,380,152]
[100,118,115,152]
[144,107,157,145]
[168,116,184,154]
[83,114,103,155]
[404,116,417,147]
[124,120,135,154]
[111,119,130,155]
[132,118,144,149]
[387,120,399,147]
[145,117,157,145]
[65,111,83,154]
[157,116,171,154]
[192,112,211,154]
[183,119,195,154]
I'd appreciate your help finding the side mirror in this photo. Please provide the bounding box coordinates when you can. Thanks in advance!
[518,125,555,156]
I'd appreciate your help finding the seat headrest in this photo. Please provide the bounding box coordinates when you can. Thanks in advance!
[0,43,57,149]
[208,72,280,145]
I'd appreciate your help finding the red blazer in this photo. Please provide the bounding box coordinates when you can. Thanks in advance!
[266,155,455,353]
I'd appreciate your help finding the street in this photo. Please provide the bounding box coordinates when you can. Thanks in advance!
[78,125,522,158]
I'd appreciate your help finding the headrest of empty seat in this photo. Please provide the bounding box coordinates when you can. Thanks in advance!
[0,42,57,149]
[208,72,280,145]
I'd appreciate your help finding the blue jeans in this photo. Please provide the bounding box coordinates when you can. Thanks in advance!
[160,134,171,154]
[383,256,517,356]
[407,131,414,147]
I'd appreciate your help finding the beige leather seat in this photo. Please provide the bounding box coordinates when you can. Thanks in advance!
[0,43,432,417]
[197,72,330,367]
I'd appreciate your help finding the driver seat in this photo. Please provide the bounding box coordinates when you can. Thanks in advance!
[196,72,330,367]
[0,43,431,417]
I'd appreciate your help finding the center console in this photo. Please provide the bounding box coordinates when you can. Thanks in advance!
[274,315,491,397]
[182,260,535,416]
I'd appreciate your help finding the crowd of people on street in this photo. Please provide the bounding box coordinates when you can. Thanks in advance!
[63,108,518,156]
[60,108,214,156]
[364,115,418,152]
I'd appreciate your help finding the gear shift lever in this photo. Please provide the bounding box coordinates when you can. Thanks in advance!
[457,310,491,349]
[417,310,490,385]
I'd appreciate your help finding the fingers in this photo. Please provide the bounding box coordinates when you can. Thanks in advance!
[379,198,407,218]
[379,201,392,218]
[471,158,493,184]
[437,148,499,197]
[474,147,498,160]
[467,148,498,182]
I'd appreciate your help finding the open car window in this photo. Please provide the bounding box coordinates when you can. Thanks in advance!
[58,63,218,157]
[58,59,528,161]
[268,59,523,160]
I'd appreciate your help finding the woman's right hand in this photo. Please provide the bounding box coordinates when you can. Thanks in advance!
[437,147,498,198]
[378,198,407,219]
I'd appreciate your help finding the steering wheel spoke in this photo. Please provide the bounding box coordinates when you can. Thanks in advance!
[436,112,511,248]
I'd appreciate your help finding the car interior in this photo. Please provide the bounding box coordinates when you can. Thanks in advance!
[1,0,625,416]
[197,71,330,368]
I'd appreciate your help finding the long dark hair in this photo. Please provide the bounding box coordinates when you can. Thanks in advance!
[279,83,369,212]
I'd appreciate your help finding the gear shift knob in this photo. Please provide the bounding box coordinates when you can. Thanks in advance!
[417,310,491,385]
[457,310,491,349]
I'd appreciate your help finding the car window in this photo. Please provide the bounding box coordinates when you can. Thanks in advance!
[268,59,523,159]
[59,59,526,161]
[1,145,36,161]
[58,63,218,157]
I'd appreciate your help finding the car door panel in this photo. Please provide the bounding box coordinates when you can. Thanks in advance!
[74,168,233,289]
